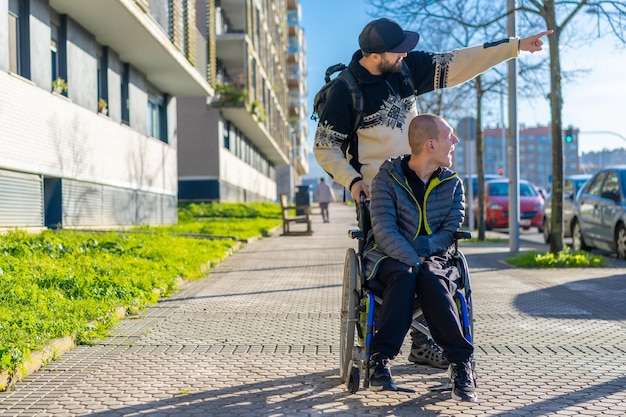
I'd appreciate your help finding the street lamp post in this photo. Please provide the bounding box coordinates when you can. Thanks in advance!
[582,130,626,144]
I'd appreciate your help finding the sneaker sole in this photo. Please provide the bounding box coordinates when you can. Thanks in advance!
[451,391,478,402]
[369,383,398,392]
[408,356,449,369]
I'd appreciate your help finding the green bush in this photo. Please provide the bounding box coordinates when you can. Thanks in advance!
[178,201,281,220]
[506,247,608,268]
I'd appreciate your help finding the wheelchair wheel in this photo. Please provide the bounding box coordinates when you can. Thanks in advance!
[340,248,359,383]
[347,365,360,393]
[454,250,474,343]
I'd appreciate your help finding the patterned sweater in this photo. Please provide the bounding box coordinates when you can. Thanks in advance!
[313,38,519,191]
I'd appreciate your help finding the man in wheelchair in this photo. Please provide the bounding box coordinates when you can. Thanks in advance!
[362,113,476,401]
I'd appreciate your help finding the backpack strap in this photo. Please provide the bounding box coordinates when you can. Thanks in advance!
[335,68,364,175]
[335,68,363,135]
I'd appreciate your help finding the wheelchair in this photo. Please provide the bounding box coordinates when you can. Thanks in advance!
[339,196,474,393]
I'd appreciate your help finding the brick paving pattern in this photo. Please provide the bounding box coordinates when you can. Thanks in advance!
[1,203,625,416]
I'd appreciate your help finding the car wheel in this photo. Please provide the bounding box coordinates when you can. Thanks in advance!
[542,218,551,243]
[572,220,590,251]
[615,224,626,260]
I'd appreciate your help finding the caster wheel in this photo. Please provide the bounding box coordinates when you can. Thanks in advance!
[347,366,360,393]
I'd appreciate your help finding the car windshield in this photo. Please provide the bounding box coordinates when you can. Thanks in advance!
[574,179,588,194]
[520,183,537,197]
[489,183,508,196]
[488,182,537,197]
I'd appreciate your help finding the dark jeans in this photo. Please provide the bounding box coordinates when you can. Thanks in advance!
[319,202,329,221]
[370,256,473,363]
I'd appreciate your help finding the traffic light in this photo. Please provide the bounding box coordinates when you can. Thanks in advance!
[564,126,574,143]
[498,167,504,175]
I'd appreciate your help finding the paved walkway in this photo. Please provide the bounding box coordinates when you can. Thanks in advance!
[1,203,626,416]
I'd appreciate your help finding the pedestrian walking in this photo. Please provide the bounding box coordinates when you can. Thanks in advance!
[316,177,334,223]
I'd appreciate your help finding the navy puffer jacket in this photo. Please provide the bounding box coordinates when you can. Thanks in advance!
[362,155,465,280]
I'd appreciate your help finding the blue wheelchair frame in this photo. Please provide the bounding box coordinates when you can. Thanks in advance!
[339,197,474,393]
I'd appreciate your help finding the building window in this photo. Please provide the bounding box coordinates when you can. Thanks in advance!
[148,91,168,143]
[50,23,59,82]
[97,47,109,112]
[223,122,231,150]
[8,6,20,73]
[8,0,29,77]
[121,63,130,124]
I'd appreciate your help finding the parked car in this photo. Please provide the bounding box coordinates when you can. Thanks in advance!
[473,179,544,231]
[462,174,504,197]
[461,174,504,227]
[571,166,626,259]
[535,186,548,200]
[542,174,592,243]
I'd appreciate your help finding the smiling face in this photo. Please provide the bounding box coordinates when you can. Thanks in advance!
[431,118,459,168]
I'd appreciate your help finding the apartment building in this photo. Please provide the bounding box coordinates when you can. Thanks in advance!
[286,0,308,186]
[454,123,580,190]
[0,0,212,229]
[177,0,307,202]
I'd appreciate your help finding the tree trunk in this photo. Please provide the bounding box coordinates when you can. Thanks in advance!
[475,76,486,241]
[547,4,564,253]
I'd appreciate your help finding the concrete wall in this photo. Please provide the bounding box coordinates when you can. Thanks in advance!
[66,17,98,111]
[0,71,177,196]
[177,96,220,177]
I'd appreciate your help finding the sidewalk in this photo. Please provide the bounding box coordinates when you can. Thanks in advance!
[1,202,626,416]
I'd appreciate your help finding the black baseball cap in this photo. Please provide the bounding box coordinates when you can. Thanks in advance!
[358,18,420,54]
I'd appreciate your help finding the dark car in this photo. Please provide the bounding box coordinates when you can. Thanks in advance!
[473,179,544,231]
[542,174,592,243]
[571,166,626,259]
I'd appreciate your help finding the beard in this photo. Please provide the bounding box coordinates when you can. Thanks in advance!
[378,58,403,74]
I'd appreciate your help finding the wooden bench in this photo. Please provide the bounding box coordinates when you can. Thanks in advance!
[279,194,313,236]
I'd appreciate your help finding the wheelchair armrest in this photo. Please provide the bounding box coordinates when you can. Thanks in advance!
[348,229,364,240]
[454,231,472,240]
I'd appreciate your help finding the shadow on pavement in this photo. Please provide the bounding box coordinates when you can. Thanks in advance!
[81,369,444,417]
[514,273,626,320]
[492,375,626,417]
[79,367,626,417]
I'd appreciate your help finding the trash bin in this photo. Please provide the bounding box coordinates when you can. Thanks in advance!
[295,185,312,216]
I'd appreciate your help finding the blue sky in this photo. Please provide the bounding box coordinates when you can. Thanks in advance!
[300,0,626,154]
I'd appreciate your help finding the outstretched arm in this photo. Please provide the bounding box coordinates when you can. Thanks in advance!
[519,30,553,53]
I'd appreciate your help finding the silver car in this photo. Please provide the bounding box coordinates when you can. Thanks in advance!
[572,167,626,259]
[542,174,591,243]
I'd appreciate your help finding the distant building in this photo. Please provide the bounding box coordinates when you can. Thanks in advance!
[177,0,309,203]
[454,124,580,190]
[580,148,626,173]
[0,0,210,229]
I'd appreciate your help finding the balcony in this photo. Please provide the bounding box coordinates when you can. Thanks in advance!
[210,84,289,167]
[216,32,246,82]
[49,0,212,96]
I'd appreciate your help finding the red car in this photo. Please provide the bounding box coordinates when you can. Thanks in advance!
[473,179,544,231]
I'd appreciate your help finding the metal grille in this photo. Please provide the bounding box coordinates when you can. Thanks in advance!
[0,169,43,227]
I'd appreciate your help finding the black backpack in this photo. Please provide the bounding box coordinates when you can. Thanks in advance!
[311,62,415,159]
[311,63,364,156]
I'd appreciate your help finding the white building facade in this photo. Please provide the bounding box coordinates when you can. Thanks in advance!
[0,0,212,229]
